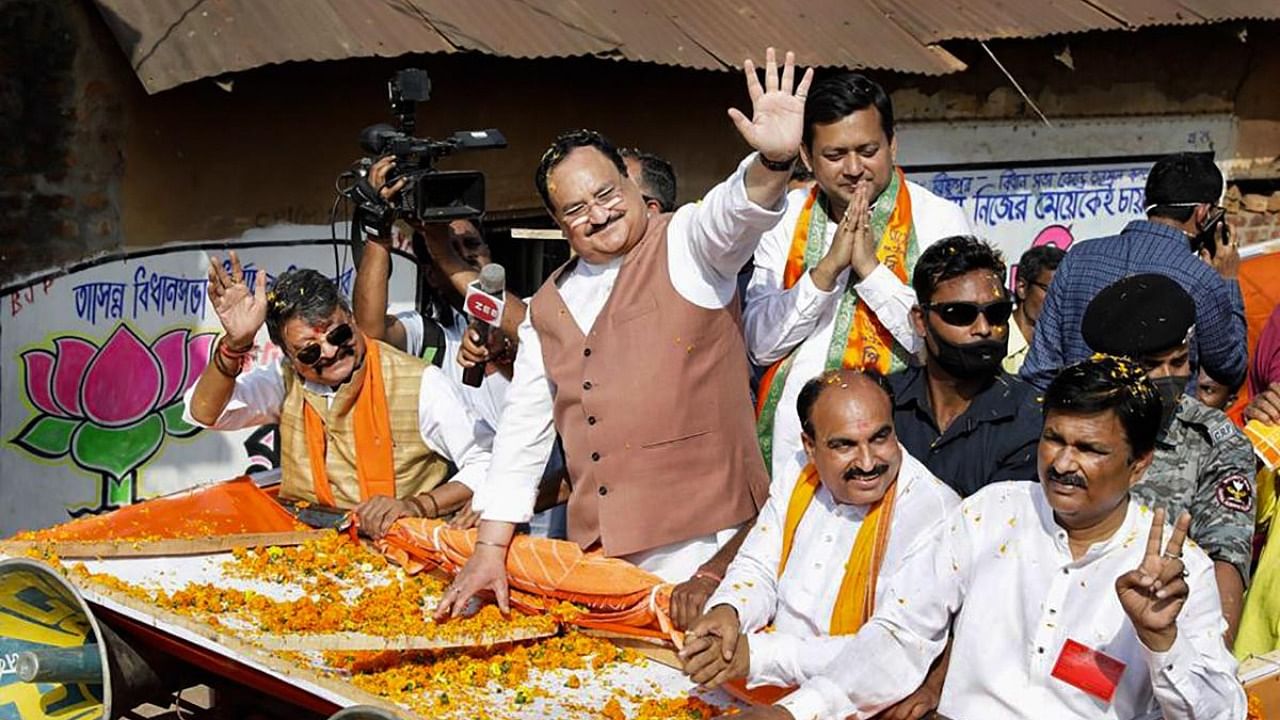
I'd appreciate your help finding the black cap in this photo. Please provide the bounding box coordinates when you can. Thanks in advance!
[1082,274,1195,356]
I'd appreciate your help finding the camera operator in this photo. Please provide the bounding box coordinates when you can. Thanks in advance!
[353,157,569,535]
[353,157,525,425]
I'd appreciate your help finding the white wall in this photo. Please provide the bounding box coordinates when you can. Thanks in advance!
[0,226,418,535]
[900,114,1233,275]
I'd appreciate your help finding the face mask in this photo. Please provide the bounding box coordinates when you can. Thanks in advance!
[928,327,1008,380]
[1150,375,1189,429]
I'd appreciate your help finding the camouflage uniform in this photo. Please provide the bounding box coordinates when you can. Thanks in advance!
[1131,395,1257,585]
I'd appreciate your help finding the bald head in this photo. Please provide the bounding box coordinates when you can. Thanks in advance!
[797,368,895,438]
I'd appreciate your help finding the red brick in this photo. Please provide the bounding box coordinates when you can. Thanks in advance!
[33,194,73,210]
[58,220,79,239]
[1,175,33,192]
[1243,194,1270,213]
[80,192,109,210]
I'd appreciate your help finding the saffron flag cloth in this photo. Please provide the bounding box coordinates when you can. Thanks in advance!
[11,476,305,542]
[380,518,679,642]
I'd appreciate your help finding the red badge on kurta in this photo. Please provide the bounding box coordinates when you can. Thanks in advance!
[1050,639,1127,703]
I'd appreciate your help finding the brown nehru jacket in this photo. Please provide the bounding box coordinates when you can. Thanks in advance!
[529,214,769,557]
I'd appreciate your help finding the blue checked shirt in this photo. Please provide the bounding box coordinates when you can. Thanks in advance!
[1021,219,1247,391]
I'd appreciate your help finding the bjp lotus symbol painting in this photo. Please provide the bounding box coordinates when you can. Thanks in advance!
[10,324,215,516]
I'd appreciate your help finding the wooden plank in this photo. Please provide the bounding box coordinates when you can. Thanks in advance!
[581,628,680,669]
[72,579,419,719]
[0,530,329,558]
[255,625,558,652]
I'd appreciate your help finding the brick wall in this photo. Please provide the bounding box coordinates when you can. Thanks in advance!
[0,0,125,286]
[1226,184,1280,247]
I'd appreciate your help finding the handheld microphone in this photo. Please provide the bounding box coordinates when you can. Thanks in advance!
[461,263,506,387]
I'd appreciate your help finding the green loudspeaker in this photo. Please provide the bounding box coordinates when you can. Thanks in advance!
[0,558,165,720]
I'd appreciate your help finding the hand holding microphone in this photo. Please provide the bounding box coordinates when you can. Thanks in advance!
[461,263,506,387]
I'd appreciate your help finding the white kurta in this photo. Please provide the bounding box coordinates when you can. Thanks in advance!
[773,482,1245,720]
[398,308,510,432]
[704,448,959,688]
[469,154,786,580]
[181,359,493,492]
[744,182,971,483]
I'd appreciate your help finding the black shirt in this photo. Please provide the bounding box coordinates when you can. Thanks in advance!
[889,366,1043,497]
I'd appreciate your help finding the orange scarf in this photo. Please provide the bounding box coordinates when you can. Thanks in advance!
[756,173,915,420]
[301,336,396,505]
[723,463,899,707]
[778,463,898,634]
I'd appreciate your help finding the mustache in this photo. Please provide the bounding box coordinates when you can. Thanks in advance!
[585,209,625,236]
[313,343,355,370]
[1047,467,1087,488]
[844,464,890,482]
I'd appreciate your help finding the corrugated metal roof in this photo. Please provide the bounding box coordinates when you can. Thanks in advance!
[875,0,1280,43]
[406,0,722,69]
[94,0,455,94]
[92,0,1280,95]
[872,0,1121,44]
[648,0,966,75]
[93,0,965,94]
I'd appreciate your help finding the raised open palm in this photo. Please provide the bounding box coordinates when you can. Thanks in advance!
[728,48,813,163]
[207,250,267,346]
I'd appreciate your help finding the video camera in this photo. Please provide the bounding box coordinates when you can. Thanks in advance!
[341,69,507,227]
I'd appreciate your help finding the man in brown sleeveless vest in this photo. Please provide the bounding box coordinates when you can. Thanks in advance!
[437,48,814,622]
[183,262,493,538]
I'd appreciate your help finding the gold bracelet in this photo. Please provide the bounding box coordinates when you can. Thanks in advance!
[475,539,508,549]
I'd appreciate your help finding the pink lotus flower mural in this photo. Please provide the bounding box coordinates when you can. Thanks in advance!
[12,324,215,515]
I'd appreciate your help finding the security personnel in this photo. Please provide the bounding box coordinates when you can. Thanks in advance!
[1083,273,1256,646]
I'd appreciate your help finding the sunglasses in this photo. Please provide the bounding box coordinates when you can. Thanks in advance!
[925,300,1014,327]
[293,323,354,367]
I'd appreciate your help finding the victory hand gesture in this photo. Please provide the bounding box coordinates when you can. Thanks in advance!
[729,48,813,163]
[1115,508,1192,652]
[207,250,267,348]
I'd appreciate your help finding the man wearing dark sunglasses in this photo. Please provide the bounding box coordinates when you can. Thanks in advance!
[889,236,1043,497]
[1021,152,1247,396]
[184,257,494,539]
